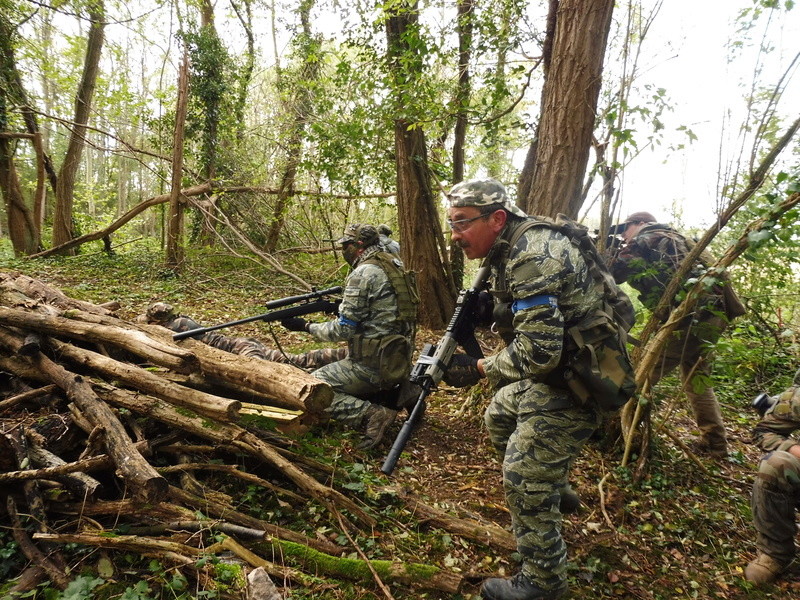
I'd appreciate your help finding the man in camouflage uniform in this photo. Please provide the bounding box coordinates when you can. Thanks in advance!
[281,223,417,449]
[378,223,401,255]
[745,380,800,584]
[444,179,606,600]
[142,303,344,369]
[608,212,745,458]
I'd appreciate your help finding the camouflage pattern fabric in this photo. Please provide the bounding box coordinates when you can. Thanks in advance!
[750,386,800,563]
[145,306,346,368]
[447,177,528,218]
[152,314,273,359]
[261,347,348,370]
[609,223,729,454]
[307,243,415,425]
[481,219,605,591]
[609,224,718,314]
[379,233,401,255]
[485,380,601,587]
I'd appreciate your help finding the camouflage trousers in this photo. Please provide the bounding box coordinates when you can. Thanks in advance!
[484,379,600,590]
[751,450,800,563]
[261,347,348,370]
[312,358,384,426]
[650,314,728,453]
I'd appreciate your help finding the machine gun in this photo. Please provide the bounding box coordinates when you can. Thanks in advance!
[172,286,342,341]
[381,266,491,475]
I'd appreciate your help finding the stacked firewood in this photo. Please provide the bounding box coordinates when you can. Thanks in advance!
[0,272,511,598]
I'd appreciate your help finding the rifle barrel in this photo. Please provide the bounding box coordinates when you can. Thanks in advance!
[264,286,342,310]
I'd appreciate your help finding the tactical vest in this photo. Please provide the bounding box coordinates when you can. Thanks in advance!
[488,215,636,412]
[349,251,419,385]
[363,251,420,325]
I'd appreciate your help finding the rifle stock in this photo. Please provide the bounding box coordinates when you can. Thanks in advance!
[172,286,342,341]
[381,266,491,475]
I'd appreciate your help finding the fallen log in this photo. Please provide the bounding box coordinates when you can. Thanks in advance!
[49,337,241,421]
[0,306,199,374]
[167,333,333,416]
[0,272,115,315]
[0,330,168,503]
[94,383,375,528]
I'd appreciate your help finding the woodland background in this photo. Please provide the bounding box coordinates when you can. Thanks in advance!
[1,0,800,598]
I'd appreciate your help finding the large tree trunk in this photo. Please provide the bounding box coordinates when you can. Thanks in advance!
[52,0,105,250]
[518,0,615,218]
[386,2,457,329]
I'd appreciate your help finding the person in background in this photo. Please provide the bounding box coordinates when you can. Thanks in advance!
[745,374,800,585]
[377,223,401,255]
[607,212,746,458]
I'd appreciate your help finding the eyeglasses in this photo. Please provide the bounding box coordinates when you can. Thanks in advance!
[446,213,489,233]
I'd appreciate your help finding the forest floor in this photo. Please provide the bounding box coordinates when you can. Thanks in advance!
[1,245,799,600]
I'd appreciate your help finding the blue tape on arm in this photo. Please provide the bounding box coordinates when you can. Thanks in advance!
[338,315,359,327]
[511,295,558,314]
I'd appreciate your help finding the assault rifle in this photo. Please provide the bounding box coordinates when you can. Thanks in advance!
[172,286,342,341]
[381,266,491,475]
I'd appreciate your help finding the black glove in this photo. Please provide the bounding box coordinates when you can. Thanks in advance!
[443,353,482,388]
[474,291,494,327]
[281,317,308,332]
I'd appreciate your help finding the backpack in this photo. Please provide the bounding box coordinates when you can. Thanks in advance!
[506,215,637,412]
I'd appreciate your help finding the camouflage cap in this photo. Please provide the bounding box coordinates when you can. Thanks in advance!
[608,211,658,235]
[446,178,527,218]
[377,223,392,236]
[146,302,176,323]
[335,223,379,247]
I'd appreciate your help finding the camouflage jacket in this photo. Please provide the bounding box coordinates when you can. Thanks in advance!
[752,386,800,452]
[481,218,606,388]
[609,223,720,316]
[309,245,414,343]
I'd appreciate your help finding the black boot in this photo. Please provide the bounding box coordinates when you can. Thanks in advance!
[480,573,567,600]
[559,485,581,514]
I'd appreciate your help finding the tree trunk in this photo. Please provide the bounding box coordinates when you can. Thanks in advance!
[52,0,105,250]
[386,3,457,328]
[167,48,189,270]
[518,0,615,218]
[0,135,38,255]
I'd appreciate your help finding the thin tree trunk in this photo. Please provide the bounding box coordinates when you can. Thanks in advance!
[167,48,190,270]
[52,0,105,250]
[265,0,318,252]
[449,0,474,290]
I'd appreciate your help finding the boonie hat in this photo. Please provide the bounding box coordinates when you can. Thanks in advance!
[447,178,528,218]
[146,302,176,323]
[335,223,379,247]
[608,211,658,235]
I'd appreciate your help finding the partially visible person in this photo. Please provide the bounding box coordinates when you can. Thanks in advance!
[444,178,622,600]
[607,212,746,458]
[281,223,418,448]
[141,302,342,369]
[745,379,800,585]
[377,223,401,255]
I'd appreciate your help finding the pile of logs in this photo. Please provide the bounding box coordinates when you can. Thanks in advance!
[0,272,512,598]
